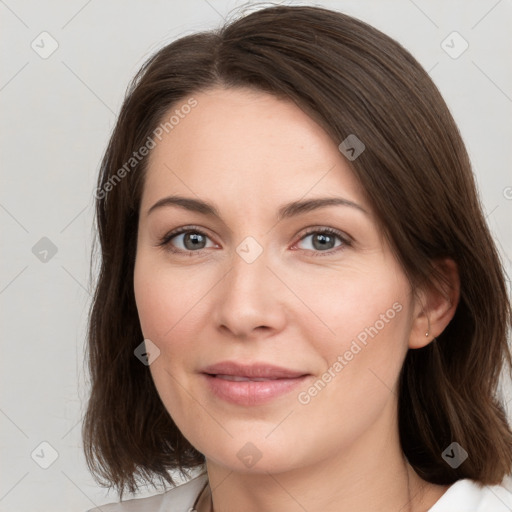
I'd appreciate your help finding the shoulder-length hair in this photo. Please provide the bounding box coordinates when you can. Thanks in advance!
[83,4,512,495]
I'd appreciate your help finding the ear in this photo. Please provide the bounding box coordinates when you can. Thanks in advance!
[409,258,460,349]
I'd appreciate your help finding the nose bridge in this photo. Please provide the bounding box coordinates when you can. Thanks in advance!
[213,235,286,337]
[232,236,269,289]
[227,236,273,308]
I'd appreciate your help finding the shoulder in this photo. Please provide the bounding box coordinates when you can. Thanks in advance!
[86,473,208,512]
[428,476,512,512]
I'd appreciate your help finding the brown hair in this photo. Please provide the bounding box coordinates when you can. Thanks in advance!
[83,3,512,495]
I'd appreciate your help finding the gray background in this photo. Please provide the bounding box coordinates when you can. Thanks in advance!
[1,0,511,510]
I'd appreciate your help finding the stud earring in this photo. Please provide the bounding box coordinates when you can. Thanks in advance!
[425,331,429,337]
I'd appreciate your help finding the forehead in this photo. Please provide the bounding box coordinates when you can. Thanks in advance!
[141,87,368,213]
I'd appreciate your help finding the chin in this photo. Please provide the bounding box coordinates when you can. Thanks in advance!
[199,434,308,476]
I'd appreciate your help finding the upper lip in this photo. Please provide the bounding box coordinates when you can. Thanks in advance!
[201,361,308,379]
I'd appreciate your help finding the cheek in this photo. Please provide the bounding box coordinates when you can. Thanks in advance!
[133,258,203,425]
[296,266,412,400]
[292,263,410,347]
[133,253,216,402]
[290,281,410,461]
[133,254,207,341]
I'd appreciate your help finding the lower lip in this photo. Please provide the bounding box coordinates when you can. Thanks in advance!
[202,374,309,406]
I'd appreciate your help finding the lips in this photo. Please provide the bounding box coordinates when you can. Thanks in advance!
[215,375,276,382]
[200,361,307,379]
[200,361,310,406]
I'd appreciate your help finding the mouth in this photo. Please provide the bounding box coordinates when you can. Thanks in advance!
[201,361,308,379]
[200,361,310,406]
[212,374,289,382]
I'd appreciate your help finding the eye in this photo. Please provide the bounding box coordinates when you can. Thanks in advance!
[157,225,352,257]
[295,227,351,256]
[157,226,216,254]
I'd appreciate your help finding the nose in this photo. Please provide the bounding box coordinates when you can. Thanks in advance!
[212,243,288,340]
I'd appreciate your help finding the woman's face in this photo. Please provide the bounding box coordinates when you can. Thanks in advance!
[134,86,420,474]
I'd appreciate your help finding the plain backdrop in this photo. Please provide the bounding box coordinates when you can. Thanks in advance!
[1,0,511,510]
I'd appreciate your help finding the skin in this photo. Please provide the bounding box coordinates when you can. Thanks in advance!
[133,86,460,512]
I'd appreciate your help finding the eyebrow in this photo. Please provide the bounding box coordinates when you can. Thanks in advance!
[146,195,368,220]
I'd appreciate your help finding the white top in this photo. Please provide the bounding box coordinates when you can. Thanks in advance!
[88,473,512,511]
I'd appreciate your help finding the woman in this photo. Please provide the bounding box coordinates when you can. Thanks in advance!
[84,5,512,511]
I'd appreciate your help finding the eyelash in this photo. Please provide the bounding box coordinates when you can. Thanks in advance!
[157,225,352,258]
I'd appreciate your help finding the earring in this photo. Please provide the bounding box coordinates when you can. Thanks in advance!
[425,331,429,337]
